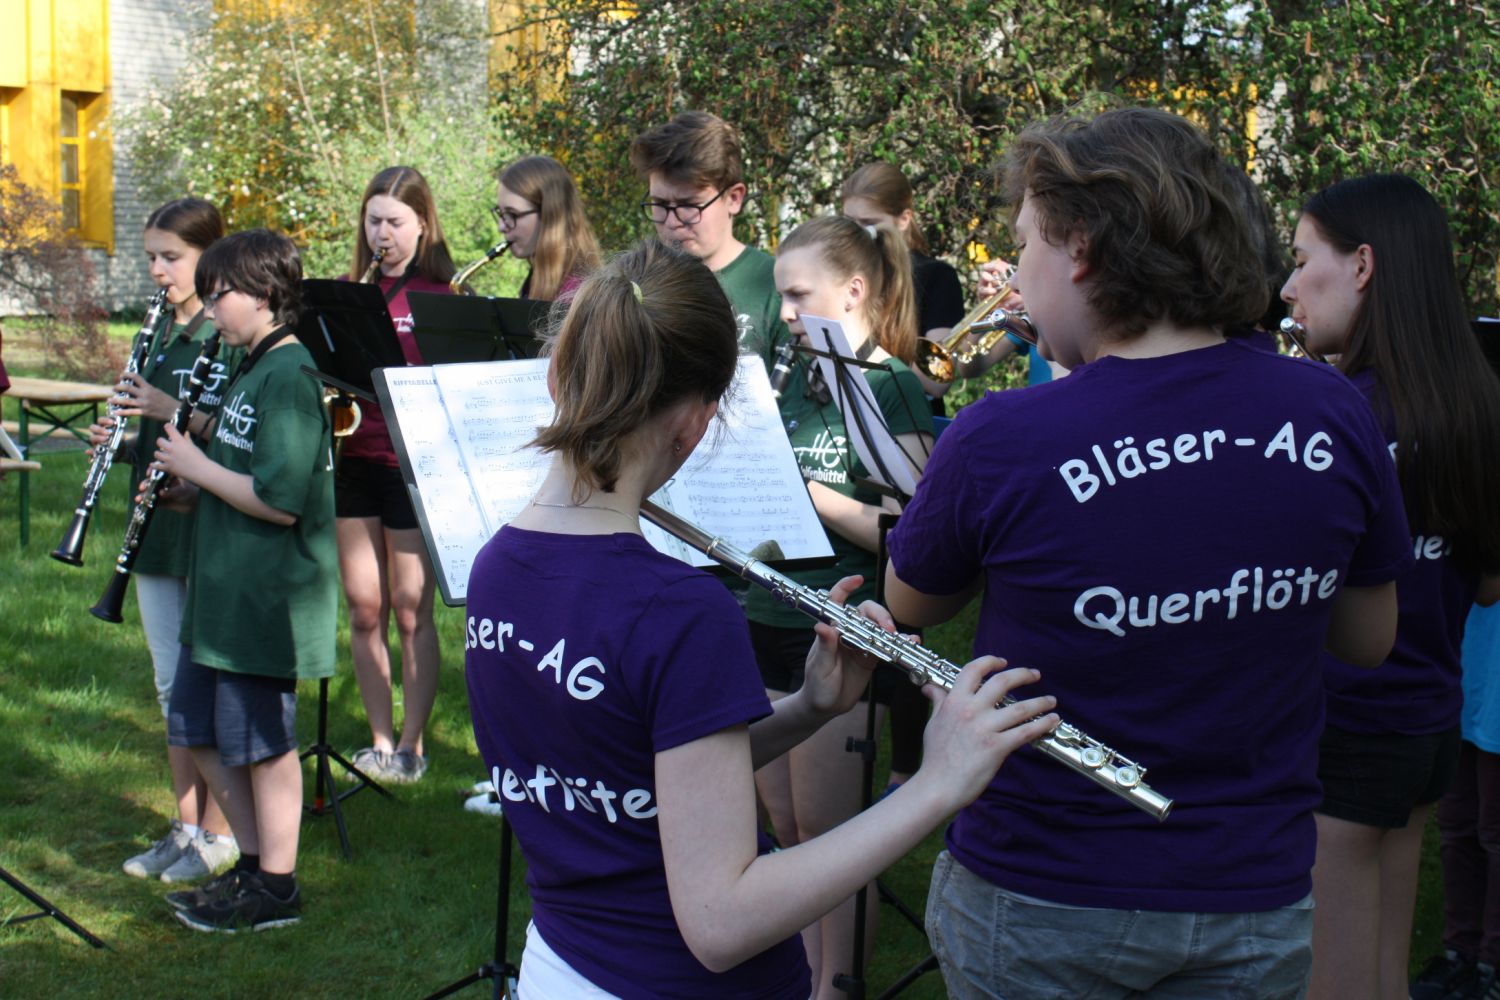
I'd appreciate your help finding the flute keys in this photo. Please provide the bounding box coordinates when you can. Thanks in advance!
[1081,747,1106,769]
[1115,766,1141,788]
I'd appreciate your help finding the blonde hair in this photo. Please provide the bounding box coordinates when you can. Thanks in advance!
[779,215,918,364]
[498,156,602,301]
[840,162,928,254]
[533,240,738,497]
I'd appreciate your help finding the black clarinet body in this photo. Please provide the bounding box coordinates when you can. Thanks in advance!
[91,331,223,624]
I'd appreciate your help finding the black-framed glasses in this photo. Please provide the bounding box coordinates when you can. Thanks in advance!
[640,188,728,225]
[204,288,237,308]
[490,206,539,231]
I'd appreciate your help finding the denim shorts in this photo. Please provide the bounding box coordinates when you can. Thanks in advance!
[1317,723,1460,828]
[165,648,298,767]
[926,851,1313,999]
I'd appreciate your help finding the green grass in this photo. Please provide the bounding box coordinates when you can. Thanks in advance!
[0,443,1451,998]
[0,447,955,998]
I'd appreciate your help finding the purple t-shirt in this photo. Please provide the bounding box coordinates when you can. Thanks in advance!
[465,526,810,999]
[1322,368,1480,735]
[888,339,1412,912]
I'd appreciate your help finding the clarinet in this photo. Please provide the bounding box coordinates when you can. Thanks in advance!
[91,330,223,624]
[52,289,171,566]
[639,500,1174,821]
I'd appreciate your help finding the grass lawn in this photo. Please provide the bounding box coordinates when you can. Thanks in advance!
[0,390,1450,998]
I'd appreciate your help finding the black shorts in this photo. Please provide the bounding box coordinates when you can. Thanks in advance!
[1317,723,1460,828]
[335,456,418,529]
[747,620,900,704]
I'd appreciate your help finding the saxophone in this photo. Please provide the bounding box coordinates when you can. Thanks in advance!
[639,500,1174,821]
[90,330,223,624]
[52,289,171,566]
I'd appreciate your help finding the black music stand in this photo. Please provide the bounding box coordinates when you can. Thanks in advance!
[421,815,521,1000]
[0,865,108,948]
[296,279,408,399]
[1474,319,1500,378]
[409,294,548,364]
[298,675,392,861]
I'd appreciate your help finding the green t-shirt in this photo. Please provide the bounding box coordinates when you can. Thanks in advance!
[181,339,338,679]
[747,358,935,628]
[132,318,244,577]
[715,246,792,368]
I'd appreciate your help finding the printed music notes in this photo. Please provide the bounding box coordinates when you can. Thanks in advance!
[377,357,833,605]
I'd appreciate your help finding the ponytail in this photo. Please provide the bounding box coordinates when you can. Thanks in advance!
[532,240,738,498]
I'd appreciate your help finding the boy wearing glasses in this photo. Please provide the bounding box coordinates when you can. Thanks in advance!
[150,229,338,933]
[630,111,793,375]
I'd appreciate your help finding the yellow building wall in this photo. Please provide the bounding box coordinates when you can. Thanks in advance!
[0,0,112,250]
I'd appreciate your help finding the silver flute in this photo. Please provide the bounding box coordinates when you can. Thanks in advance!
[640,500,1173,821]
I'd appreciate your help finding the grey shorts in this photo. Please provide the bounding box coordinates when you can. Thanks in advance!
[926,850,1313,1000]
[165,647,298,767]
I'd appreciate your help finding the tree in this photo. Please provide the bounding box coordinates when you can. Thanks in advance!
[491,0,1499,313]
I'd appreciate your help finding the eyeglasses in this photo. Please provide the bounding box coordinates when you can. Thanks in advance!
[490,206,539,231]
[204,288,237,308]
[640,188,728,225]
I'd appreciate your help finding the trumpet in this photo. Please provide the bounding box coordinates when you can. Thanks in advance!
[1278,318,1328,364]
[450,241,510,295]
[639,500,1173,820]
[53,289,171,566]
[914,285,1037,384]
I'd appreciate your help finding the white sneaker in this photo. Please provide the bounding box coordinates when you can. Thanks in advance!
[464,788,503,817]
[160,830,240,884]
[122,819,193,879]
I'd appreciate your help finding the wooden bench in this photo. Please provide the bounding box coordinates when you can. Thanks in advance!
[0,424,42,545]
[2,376,111,546]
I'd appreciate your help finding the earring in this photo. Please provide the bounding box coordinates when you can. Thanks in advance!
[673,441,683,454]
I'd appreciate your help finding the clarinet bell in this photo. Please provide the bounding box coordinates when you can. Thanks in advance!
[51,509,91,566]
[90,568,131,624]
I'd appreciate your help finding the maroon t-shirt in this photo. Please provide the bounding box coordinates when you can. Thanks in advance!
[340,272,453,466]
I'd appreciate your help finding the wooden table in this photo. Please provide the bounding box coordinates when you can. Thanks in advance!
[3,376,114,546]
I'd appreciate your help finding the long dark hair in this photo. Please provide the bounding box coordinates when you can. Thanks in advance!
[1302,173,1500,568]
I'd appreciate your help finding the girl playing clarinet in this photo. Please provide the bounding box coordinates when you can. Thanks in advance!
[90,198,242,885]
[464,238,1053,998]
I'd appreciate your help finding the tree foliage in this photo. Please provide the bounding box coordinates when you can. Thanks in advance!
[493,0,1500,314]
[119,0,527,289]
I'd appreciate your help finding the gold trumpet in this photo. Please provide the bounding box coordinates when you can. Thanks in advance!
[914,284,1037,384]
[450,240,509,295]
[325,247,389,439]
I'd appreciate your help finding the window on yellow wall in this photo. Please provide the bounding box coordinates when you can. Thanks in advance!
[0,88,14,166]
[60,92,84,232]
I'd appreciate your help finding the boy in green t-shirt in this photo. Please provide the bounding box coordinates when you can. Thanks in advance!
[149,229,338,933]
[629,111,794,373]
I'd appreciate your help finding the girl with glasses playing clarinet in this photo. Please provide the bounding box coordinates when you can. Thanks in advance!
[464,239,1055,999]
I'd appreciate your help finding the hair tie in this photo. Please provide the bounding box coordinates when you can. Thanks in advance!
[862,223,878,239]
[630,280,644,304]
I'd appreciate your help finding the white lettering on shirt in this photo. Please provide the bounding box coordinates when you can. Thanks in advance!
[1058,423,1334,504]
[492,764,654,823]
[1073,565,1340,637]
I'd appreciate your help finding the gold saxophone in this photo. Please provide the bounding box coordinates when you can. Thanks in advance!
[450,240,510,295]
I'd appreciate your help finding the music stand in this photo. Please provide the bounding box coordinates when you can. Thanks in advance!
[1474,319,1500,378]
[421,815,521,1000]
[0,865,108,948]
[296,279,409,397]
[409,294,548,364]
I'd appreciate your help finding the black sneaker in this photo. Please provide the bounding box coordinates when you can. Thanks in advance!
[164,867,255,912]
[1411,950,1477,1000]
[174,873,301,934]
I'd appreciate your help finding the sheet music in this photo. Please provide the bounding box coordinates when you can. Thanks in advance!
[375,368,494,602]
[381,355,833,605]
[801,315,919,498]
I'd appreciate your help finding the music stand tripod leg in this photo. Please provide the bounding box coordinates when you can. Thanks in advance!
[298,677,392,861]
[0,865,108,949]
[421,816,521,1000]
